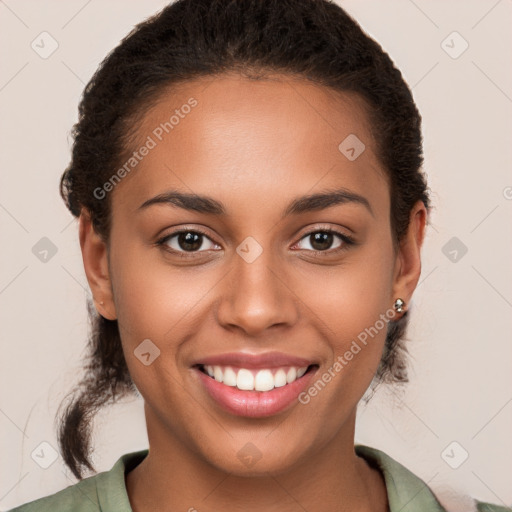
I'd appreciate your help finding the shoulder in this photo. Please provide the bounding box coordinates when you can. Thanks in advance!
[6,449,149,512]
[355,444,511,512]
[6,477,100,512]
[476,503,512,512]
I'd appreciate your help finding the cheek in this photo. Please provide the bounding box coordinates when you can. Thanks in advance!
[310,248,394,340]
[108,222,215,338]
[110,250,215,410]
[300,241,396,395]
[113,256,216,345]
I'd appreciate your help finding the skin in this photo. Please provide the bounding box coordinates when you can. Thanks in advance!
[80,72,426,511]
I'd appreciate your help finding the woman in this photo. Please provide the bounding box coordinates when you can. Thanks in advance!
[8,0,509,511]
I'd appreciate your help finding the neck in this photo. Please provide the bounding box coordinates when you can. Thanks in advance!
[126,407,388,512]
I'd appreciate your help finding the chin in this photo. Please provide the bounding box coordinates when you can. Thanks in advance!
[197,436,309,477]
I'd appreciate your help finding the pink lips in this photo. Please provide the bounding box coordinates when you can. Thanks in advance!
[193,351,314,369]
[192,351,318,418]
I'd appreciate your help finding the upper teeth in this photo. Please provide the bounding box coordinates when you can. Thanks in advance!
[203,365,308,392]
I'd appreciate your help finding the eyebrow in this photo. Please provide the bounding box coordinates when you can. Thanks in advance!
[137,187,374,218]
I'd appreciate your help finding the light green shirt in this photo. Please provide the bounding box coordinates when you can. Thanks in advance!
[7,445,510,511]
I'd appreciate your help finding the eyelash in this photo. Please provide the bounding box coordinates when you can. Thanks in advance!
[155,225,355,258]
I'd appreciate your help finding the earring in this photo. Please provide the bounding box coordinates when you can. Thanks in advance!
[394,298,405,313]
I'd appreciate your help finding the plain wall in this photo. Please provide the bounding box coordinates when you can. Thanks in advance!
[1,0,511,509]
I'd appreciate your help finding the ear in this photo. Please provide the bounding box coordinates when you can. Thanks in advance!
[79,208,117,320]
[391,200,428,314]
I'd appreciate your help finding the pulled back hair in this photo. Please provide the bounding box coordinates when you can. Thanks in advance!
[57,0,430,479]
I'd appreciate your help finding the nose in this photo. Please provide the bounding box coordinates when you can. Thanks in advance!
[215,248,299,337]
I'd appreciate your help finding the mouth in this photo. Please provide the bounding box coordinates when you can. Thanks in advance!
[192,362,319,418]
[195,363,318,392]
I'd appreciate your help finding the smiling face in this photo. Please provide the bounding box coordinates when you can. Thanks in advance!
[81,72,425,476]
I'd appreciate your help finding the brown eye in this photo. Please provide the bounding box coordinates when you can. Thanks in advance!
[294,228,355,254]
[308,232,336,251]
[175,232,203,251]
[158,229,218,254]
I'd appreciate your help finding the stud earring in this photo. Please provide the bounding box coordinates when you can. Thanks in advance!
[394,298,405,313]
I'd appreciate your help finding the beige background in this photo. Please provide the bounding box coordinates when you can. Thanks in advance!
[1,0,511,509]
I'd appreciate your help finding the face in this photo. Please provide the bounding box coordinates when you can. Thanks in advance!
[81,72,425,475]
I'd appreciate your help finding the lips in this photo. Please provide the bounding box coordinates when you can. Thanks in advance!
[192,351,315,369]
[191,351,319,417]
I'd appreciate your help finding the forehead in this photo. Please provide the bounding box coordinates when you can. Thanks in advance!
[111,73,389,217]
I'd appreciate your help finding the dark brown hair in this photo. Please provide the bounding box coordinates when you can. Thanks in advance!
[57,0,430,479]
